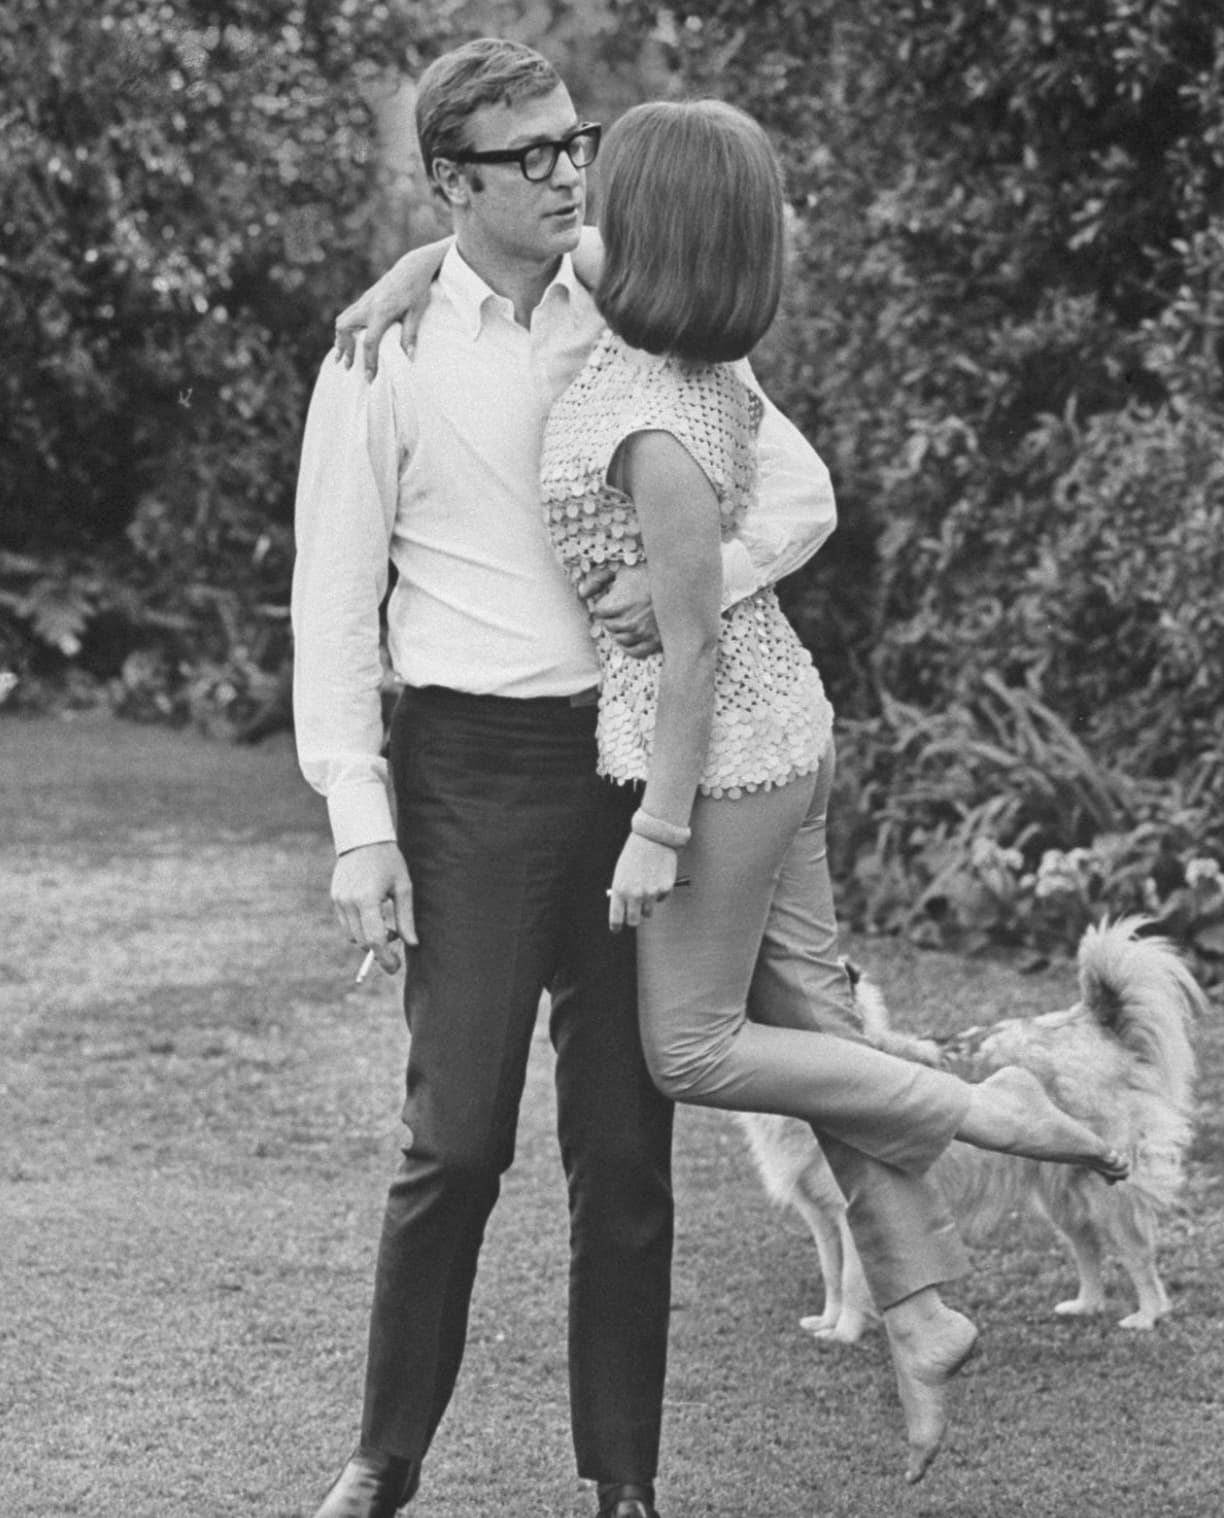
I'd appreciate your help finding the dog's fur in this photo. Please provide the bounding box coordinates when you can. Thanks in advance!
[737,918,1205,1340]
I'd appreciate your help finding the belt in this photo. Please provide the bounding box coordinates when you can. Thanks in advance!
[406,683,599,712]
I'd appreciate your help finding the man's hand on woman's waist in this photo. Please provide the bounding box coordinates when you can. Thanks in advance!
[578,563,661,658]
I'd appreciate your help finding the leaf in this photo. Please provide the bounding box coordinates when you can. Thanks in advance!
[1191,920,1224,958]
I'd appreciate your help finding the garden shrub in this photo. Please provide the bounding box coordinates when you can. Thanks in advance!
[0,0,433,729]
[635,0,1224,968]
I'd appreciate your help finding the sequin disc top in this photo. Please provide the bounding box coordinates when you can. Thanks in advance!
[539,329,833,798]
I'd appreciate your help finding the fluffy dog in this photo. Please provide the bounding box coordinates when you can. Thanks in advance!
[737,918,1205,1340]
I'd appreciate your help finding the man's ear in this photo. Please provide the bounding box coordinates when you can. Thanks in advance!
[431,159,472,209]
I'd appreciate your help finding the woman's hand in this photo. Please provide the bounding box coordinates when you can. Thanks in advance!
[608,833,679,933]
[333,237,451,379]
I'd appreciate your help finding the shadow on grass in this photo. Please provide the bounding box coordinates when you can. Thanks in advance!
[1,713,1221,1517]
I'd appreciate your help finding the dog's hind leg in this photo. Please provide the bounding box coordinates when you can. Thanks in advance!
[791,1189,846,1337]
[1048,1215,1109,1319]
[790,1180,878,1344]
[825,1216,879,1343]
[1104,1198,1170,1330]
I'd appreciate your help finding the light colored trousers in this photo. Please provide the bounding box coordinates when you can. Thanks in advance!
[637,745,971,1307]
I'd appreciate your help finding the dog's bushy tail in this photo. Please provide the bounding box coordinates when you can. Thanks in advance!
[1079,916,1204,1200]
[1078,917,1202,1106]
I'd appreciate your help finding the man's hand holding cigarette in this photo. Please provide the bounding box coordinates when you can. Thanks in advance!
[331,840,417,981]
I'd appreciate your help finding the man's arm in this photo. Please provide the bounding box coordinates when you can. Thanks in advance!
[291,334,417,964]
[722,364,837,607]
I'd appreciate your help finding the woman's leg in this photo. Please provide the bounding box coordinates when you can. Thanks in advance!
[739,758,979,1481]
[637,761,1120,1480]
[741,751,968,1308]
[639,771,1127,1181]
[636,774,969,1168]
[739,752,979,1480]
[639,773,975,1481]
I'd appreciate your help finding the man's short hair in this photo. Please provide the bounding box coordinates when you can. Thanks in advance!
[416,38,562,183]
[596,100,785,364]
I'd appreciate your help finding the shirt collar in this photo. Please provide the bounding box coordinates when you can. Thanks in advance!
[437,244,580,342]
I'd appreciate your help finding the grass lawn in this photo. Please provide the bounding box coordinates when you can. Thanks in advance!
[1,712,1221,1518]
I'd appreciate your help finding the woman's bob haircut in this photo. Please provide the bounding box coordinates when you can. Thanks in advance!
[596,99,785,365]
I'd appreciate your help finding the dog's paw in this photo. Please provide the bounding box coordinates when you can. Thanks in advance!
[1053,1295,1107,1318]
[800,1310,874,1345]
[1117,1308,1164,1330]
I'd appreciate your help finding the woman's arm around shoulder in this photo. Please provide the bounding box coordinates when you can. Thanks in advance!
[333,236,452,379]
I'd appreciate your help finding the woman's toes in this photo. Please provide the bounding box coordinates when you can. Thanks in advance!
[964,1067,1124,1175]
[1100,1148,1130,1184]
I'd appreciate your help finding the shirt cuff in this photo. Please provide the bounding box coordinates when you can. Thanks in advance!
[720,537,760,612]
[327,780,398,857]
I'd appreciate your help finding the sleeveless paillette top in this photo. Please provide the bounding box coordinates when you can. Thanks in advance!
[539,329,833,798]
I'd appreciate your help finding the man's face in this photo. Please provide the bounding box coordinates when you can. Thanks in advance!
[454,84,587,264]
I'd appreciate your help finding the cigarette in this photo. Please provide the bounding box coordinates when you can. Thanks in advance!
[604,876,691,898]
[355,928,403,984]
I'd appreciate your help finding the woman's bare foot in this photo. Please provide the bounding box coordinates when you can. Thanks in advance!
[884,1292,979,1484]
[955,1067,1129,1181]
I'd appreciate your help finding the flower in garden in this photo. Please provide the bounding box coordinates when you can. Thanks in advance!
[1186,857,1222,891]
[1033,847,1095,900]
[969,837,1025,874]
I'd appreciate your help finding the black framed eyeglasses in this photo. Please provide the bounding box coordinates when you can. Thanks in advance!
[452,122,602,183]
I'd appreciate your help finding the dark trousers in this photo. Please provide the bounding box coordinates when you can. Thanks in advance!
[360,685,675,1482]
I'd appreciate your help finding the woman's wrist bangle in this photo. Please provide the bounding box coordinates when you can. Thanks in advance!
[631,808,692,850]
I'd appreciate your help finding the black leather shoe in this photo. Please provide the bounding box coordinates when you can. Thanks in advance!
[312,1447,420,1518]
[597,1483,660,1518]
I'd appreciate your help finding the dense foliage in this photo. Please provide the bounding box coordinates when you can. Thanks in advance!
[0,0,433,729]
[628,0,1224,968]
[4,0,1222,966]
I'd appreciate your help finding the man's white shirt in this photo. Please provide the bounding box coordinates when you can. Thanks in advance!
[292,246,838,855]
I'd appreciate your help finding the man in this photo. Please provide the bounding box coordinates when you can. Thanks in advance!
[293,38,839,1518]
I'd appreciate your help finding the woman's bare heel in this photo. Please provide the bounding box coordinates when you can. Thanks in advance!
[884,1292,979,1484]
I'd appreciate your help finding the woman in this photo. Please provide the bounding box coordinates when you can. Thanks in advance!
[334,99,1126,1485]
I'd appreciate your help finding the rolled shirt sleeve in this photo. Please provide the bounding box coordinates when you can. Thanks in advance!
[721,360,837,609]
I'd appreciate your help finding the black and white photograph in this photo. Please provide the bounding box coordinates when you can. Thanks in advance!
[2,4,1221,1516]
